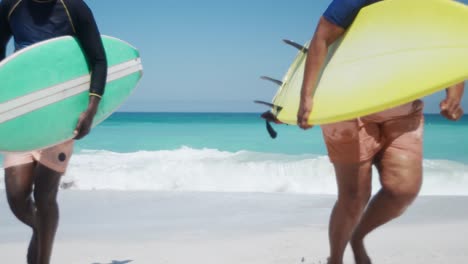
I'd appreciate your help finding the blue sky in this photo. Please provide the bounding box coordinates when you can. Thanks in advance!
[87,0,468,113]
[86,0,332,112]
[17,0,468,113]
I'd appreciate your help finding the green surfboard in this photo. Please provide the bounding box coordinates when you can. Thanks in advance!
[0,35,143,152]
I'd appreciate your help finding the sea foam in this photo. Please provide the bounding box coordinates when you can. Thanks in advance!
[1,147,467,196]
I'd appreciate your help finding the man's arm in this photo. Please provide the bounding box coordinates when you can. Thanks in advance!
[71,0,107,139]
[297,17,345,129]
[0,1,12,61]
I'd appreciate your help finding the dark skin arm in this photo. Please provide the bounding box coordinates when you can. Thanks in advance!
[440,82,464,121]
[73,95,100,139]
[1,1,104,139]
[72,1,107,139]
[297,17,345,129]
[298,17,465,127]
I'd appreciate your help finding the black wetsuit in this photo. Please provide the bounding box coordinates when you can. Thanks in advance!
[0,0,107,96]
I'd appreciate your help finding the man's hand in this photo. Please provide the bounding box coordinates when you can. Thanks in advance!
[74,95,100,140]
[297,97,314,130]
[440,82,464,121]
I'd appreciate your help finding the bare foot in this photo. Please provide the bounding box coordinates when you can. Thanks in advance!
[350,237,372,264]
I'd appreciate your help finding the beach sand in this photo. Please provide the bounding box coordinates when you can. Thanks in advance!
[1,191,467,264]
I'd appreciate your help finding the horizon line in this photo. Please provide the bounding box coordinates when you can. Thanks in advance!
[113,111,446,115]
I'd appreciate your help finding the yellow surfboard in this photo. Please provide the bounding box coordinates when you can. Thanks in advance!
[263,0,468,126]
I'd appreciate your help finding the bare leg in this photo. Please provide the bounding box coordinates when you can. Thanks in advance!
[327,161,373,264]
[33,164,62,264]
[351,153,422,264]
[5,163,63,264]
[5,163,38,264]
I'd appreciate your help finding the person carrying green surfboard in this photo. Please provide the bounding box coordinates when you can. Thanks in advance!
[0,0,107,263]
[297,0,464,263]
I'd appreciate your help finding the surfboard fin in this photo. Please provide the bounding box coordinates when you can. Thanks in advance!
[260,111,281,139]
[254,100,283,112]
[260,76,283,86]
[260,111,282,124]
[265,120,277,139]
[283,39,308,53]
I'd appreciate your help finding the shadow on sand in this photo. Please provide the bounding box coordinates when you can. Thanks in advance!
[91,260,133,264]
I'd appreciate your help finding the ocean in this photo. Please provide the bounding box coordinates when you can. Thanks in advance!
[2,112,468,195]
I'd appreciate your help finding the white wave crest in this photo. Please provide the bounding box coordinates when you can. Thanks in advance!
[1,147,467,196]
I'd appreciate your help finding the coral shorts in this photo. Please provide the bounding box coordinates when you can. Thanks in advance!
[321,101,424,164]
[3,140,74,173]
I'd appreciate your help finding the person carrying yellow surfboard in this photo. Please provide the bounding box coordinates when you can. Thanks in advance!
[297,0,464,263]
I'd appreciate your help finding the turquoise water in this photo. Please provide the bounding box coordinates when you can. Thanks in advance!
[76,112,468,163]
[2,112,467,195]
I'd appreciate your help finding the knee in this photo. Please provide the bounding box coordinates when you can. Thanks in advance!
[381,174,422,203]
[6,191,30,213]
[337,190,371,216]
[33,189,58,211]
[379,153,423,200]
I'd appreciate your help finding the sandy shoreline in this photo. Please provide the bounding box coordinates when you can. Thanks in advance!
[1,191,467,263]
